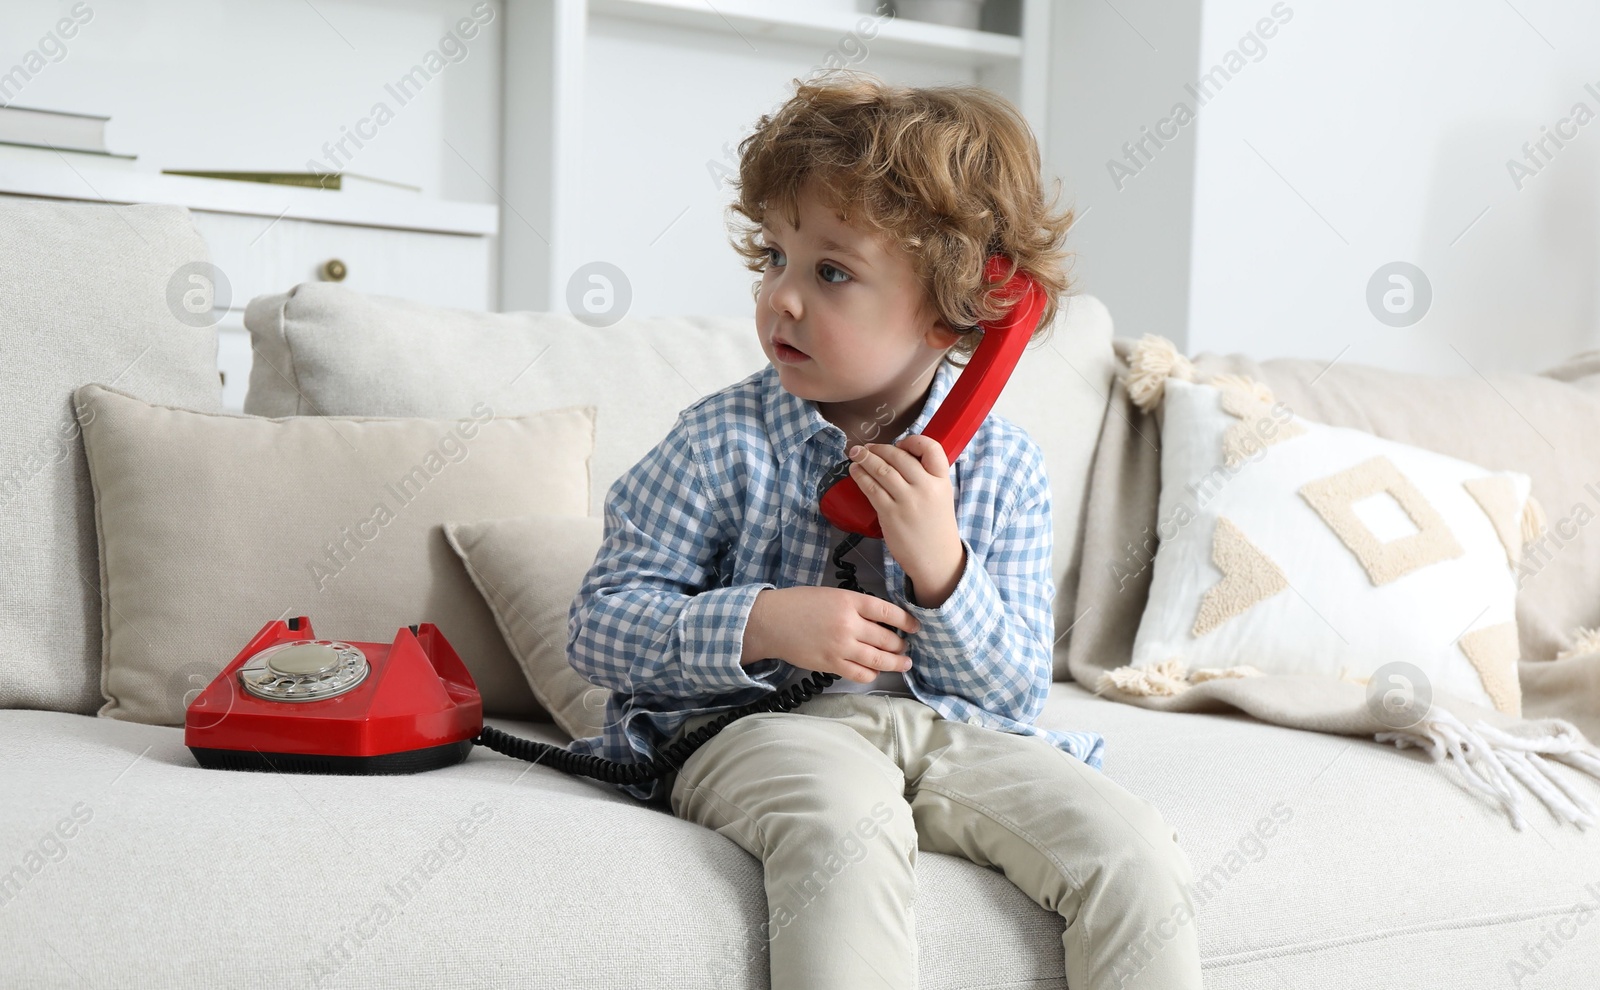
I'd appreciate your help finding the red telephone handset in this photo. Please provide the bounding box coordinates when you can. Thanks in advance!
[818,255,1046,539]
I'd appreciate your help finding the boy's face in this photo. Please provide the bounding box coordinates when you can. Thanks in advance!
[756,181,958,434]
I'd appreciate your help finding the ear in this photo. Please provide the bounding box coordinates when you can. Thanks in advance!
[926,317,961,349]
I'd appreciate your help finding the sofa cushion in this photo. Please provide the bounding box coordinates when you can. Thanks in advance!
[74,382,594,724]
[242,283,1119,676]
[0,199,223,715]
[2,684,1593,989]
[443,513,608,740]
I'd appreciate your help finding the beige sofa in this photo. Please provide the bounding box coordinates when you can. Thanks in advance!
[3,198,1593,989]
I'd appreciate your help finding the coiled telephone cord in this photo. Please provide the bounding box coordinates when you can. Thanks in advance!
[474,532,887,785]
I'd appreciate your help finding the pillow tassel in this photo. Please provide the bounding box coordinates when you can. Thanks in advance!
[1096,657,1191,696]
[1096,659,1263,696]
[1122,334,1195,412]
[1190,664,1264,682]
[1521,494,1546,546]
[1556,625,1600,660]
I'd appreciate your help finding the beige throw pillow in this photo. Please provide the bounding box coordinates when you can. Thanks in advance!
[1127,375,1531,716]
[443,514,607,741]
[74,382,594,726]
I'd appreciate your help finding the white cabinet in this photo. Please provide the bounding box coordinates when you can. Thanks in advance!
[0,162,498,410]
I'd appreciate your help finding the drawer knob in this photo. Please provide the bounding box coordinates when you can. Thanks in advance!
[320,258,348,282]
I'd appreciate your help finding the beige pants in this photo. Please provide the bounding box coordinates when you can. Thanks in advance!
[665,693,1203,989]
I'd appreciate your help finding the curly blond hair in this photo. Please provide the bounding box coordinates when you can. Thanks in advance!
[726,69,1078,366]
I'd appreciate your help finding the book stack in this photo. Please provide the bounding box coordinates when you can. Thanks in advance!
[0,104,136,169]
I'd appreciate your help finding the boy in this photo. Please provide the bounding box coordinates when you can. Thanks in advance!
[567,71,1202,989]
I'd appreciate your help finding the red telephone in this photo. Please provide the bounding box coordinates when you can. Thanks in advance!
[185,616,482,774]
[819,254,1045,538]
[187,257,1044,781]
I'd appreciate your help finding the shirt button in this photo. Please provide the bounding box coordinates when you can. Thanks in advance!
[966,714,983,726]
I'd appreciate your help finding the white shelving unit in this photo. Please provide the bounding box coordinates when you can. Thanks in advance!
[499,0,1050,316]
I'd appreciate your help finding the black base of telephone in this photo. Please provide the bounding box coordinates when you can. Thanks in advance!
[190,739,475,775]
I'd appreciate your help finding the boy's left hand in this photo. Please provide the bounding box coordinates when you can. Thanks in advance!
[848,436,965,595]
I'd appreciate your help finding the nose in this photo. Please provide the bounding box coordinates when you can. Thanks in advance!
[766,271,801,323]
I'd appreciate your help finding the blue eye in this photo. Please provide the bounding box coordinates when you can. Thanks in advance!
[819,263,850,284]
[763,246,785,268]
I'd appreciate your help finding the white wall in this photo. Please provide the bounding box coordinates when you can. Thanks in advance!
[1187,0,1600,375]
[0,0,503,294]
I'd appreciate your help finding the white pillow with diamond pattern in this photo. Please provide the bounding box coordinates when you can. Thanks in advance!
[1129,375,1532,716]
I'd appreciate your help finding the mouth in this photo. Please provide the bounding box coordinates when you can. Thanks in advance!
[773,338,809,363]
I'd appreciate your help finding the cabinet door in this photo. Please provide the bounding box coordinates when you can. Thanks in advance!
[189,210,492,314]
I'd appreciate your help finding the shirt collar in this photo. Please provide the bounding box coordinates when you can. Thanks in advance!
[762,356,962,465]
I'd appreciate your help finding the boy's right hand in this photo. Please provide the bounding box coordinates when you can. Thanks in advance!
[742,586,920,683]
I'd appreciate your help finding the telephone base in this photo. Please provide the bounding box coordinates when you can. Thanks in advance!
[189,738,474,776]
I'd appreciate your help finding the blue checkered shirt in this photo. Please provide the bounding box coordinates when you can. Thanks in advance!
[566,358,1106,801]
